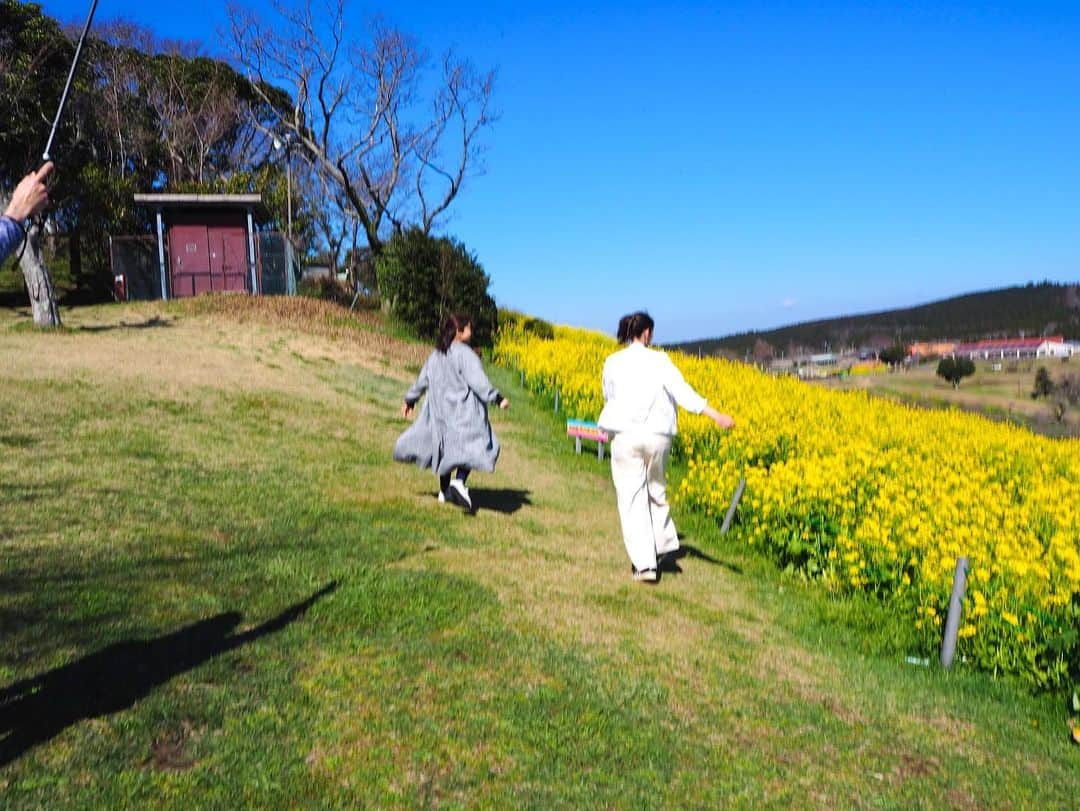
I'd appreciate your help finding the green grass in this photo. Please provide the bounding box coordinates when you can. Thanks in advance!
[1,301,1077,808]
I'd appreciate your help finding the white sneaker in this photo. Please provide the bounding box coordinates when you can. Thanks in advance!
[437,491,446,504]
[448,479,472,510]
[632,567,658,583]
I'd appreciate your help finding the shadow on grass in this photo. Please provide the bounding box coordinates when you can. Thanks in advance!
[672,543,743,574]
[0,581,337,767]
[75,315,174,333]
[469,487,532,515]
[413,488,533,515]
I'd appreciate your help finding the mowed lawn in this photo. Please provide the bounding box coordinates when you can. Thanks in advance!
[0,298,1076,809]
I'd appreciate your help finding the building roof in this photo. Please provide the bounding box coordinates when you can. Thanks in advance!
[954,336,1064,353]
[134,193,270,220]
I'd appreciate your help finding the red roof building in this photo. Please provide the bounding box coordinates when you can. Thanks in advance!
[952,336,1068,360]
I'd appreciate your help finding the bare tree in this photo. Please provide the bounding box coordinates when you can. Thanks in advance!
[88,21,163,178]
[226,0,496,257]
[142,50,245,185]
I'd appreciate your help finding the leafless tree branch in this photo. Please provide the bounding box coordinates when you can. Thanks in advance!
[226,0,495,256]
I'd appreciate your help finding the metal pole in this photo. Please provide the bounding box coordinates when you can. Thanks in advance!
[155,209,168,300]
[43,0,100,162]
[940,556,969,668]
[720,477,746,535]
[246,209,258,294]
[286,154,293,246]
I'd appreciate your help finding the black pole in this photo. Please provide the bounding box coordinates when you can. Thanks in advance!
[42,0,101,162]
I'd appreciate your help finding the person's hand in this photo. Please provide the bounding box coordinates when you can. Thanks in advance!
[3,163,54,222]
[401,402,414,418]
[703,405,734,430]
[499,397,510,410]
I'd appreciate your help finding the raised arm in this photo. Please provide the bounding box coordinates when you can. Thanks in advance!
[663,356,734,429]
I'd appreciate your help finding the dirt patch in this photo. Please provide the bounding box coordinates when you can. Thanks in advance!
[148,722,198,771]
[890,752,941,780]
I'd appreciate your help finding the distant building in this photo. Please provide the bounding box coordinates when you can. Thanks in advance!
[951,336,1068,360]
[908,341,956,358]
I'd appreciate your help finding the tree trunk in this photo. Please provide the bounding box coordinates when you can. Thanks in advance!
[19,221,62,328]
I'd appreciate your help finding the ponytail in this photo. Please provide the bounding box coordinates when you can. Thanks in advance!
[437,313,472,353]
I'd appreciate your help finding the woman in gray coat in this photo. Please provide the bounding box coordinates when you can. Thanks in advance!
[393,314,510,510]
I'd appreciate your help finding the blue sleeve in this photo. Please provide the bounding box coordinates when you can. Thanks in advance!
[0,217,25,266]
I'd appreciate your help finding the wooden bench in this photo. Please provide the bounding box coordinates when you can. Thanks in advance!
[566,419,610,460]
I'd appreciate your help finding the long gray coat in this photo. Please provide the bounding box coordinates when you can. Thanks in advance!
[393,342,502,475]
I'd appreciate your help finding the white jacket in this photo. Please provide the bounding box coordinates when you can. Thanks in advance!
[597,343,707,436]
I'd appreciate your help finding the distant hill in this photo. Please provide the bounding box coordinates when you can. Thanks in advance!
[669,282,1080,358]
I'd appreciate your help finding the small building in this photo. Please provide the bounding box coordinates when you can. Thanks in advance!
[113,194,297,301]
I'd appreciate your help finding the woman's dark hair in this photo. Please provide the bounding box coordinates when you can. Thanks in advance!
[437,313,472,353]
[620,311,654,343]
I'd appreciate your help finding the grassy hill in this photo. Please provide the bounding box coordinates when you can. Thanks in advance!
[671,281,1080,357]
[1,297,1076,808]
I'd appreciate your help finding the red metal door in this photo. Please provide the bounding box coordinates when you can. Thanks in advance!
[211,228,249,292]
[169,224,210,298]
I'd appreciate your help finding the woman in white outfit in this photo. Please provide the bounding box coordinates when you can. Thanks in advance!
[598,312,734,582]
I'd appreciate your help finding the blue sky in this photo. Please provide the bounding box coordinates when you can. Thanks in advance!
[44,0,1080,342]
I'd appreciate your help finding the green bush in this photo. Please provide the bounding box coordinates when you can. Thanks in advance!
[1031,366,1054,399]
[936,356,976,388]
[498,309,554,341]
[375,228,497,347]
[878,344,908,366]
[522,317,555,340]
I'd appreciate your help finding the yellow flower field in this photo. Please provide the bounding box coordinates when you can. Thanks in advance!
[495,323,1080,688]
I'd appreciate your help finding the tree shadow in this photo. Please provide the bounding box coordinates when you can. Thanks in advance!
[75,315,174,333]
[468,488,532,515]
[0,581,337,767]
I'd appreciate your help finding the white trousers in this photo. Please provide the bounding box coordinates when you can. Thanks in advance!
[610,431,679,572]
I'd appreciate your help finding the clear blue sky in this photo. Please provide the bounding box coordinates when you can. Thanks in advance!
[44,0,1080,342]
